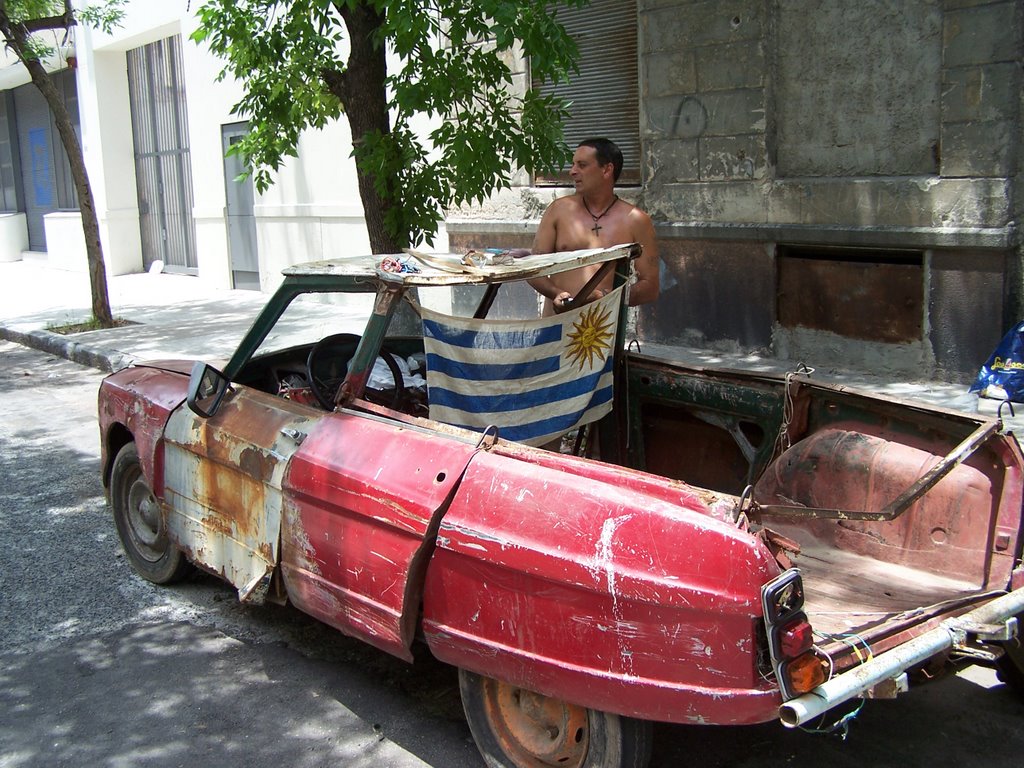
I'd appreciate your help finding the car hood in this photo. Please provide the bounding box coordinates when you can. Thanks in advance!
[129,359,224,376]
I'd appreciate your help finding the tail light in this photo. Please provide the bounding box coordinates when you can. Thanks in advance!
[782,651,827,695]
[777,615,814,658]
[761,569,825,699]
[763,569,803,623]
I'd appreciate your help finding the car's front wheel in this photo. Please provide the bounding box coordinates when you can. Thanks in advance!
[458,668,652,768]
[110,442,192,584]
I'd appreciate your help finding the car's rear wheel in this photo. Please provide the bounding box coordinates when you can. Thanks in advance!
[996,612,1024,699]
[111,442,192,584]
[458,668,652,768]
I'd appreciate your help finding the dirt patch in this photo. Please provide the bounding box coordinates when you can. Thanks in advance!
[47,318,136,335]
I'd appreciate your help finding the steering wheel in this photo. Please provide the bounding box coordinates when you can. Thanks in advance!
[306,333,406,410]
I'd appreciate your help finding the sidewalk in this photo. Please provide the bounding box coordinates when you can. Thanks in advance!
[0,257,1013,426]
[0,259,268,371]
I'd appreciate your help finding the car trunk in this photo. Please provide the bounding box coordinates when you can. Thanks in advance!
[621,353,1024,672]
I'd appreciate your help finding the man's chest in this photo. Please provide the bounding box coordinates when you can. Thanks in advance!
[558,213,631,248]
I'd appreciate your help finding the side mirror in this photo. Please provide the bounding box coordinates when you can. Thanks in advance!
[187,361,230,418]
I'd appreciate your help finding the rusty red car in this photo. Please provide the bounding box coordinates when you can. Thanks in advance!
[99,244,1024,768]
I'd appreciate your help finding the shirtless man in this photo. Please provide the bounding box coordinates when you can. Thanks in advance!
[528,138,659,314]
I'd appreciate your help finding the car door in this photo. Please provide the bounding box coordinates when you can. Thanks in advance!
[161,385,318,603]
[280,410,480,661]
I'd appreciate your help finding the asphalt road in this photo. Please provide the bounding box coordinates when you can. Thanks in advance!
[1,343,1022,767]
[0,343,476,768]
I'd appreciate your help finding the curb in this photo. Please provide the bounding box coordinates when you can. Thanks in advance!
[0,324,132,372]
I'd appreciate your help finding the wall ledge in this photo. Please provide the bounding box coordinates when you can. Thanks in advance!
[445,218,1016,250]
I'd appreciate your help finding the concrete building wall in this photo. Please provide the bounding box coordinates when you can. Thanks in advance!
[75,27,146,277]
[774,1,942,178]
[638,0,1020,380]
[449,0,1023,381]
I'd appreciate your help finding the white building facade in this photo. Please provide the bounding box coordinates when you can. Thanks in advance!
[0,0,442,292]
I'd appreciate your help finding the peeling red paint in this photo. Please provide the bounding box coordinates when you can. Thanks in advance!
[279,411,478,661]
[98,365,190,495]
[420,448,781,724]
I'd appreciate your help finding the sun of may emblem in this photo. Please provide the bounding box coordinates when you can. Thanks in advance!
[565,301,615,371]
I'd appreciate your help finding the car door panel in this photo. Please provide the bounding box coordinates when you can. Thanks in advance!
[282,412,477,660]
[162,387,317,602]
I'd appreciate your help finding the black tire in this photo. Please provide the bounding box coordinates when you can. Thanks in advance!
[458,668,653,768]
[110,443,192,584]
[996,612,1024,699]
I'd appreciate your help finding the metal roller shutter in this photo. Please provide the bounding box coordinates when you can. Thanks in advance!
[534,0,640,184]
[127,35,198,273]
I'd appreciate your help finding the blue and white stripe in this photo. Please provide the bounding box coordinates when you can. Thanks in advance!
[420,287,622,446]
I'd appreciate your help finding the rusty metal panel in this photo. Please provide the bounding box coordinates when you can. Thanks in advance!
[987,435,1024,589]
[162,388,316,602]
[754,428,999,586]
[280,413,478,660]
[643,239,775,350]
[777,250,923,343]
[422,448,784,726]
[98,365,190,494]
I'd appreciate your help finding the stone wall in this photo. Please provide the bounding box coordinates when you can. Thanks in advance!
[447,0,1023,381]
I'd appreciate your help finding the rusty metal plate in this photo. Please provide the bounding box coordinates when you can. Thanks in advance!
[777,251,923,343]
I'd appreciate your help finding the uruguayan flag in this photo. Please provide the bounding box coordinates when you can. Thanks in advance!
[420,286,623,446]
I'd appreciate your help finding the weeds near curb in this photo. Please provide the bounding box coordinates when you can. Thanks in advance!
[46,316,135,334]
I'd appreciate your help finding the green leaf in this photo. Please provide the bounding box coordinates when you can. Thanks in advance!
[194,0,584,249]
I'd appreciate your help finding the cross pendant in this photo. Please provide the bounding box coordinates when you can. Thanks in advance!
[590,222,602,235]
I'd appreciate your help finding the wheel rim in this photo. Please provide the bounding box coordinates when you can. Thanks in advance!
[123,467,165,563]
[481,677,590,767]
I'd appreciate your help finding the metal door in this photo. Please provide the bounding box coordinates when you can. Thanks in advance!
[127,35,197,273]
[222,122,260,290]
[0,92,23,214]
[12,71,79,250]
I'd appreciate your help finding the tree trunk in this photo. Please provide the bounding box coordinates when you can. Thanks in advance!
[0,11,114,325]
[34,61,113,326]
[329,2,400,255]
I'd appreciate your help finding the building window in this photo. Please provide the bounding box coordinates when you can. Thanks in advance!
[52,70,79,210]
[533,0,640,185]
[0,93,18,212]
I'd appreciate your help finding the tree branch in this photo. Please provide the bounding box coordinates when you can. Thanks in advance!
[320,66,347,109]
[19,14,75,34]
